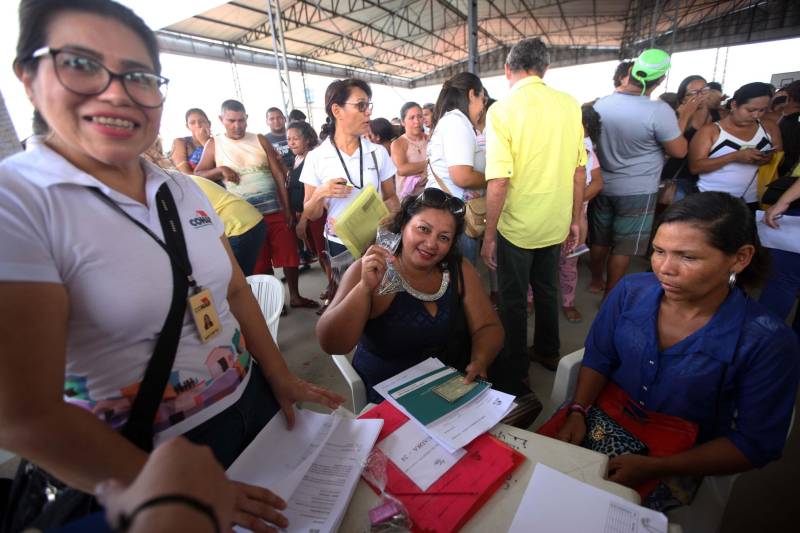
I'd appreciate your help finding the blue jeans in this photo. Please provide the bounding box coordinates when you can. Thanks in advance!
[459,234,479,265]
[759,247,800,339]
[229,220,267,276]
[183,364,280,468]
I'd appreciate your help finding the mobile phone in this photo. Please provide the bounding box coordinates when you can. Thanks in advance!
[761,147,776,154]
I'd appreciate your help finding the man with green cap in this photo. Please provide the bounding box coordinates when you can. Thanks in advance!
[588,49,688,297]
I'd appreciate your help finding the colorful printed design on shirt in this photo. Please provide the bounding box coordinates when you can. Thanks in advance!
[64,329,251,432]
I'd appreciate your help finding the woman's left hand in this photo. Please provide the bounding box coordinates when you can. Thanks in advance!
[265,370,345,428]
[607,454,660,488]
[464,359,489,383]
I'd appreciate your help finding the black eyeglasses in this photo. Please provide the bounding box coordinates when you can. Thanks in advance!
[28,47,169,108]
[413,188,466,216]
[342,101,373,113]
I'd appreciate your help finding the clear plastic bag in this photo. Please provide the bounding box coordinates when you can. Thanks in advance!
[376,227,404,296]
[362,449,412,532]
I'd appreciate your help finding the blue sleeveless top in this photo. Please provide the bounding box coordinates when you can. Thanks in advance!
[185,137,204,170]
[353,285,453,404]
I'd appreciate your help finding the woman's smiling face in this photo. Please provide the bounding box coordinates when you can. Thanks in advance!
[19,10,162,167]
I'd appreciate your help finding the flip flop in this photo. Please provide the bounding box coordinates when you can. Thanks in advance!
[562,306,583,323]
[290,297,321,309]
[587,284,604,294]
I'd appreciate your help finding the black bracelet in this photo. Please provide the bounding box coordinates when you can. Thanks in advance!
[116,493,220,533]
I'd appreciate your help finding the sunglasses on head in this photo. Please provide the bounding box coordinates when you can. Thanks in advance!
[413,188,466,216]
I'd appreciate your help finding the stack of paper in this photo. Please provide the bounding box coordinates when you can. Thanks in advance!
[374,358,515,453]
[508,464,668,533]
[227,408,382,533]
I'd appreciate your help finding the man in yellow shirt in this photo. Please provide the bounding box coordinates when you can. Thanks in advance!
[482,37,586,378]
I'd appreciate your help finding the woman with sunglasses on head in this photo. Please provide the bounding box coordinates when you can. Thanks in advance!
[170,107,211,173]
[0,1,342,531]
[426,72,488,265]
[300,79,400,282]
[316,189,504,404]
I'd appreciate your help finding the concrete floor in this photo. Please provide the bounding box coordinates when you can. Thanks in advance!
[1,255,796,532]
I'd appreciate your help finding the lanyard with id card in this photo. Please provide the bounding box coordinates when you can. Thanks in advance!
[88,183,221,343]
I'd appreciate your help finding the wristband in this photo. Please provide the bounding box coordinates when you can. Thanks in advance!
[567,402,590,418]
[117,493,220,533]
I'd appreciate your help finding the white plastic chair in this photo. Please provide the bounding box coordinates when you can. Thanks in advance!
[246,275,285,347]
[549,349,796,533]
[332,354,367,414]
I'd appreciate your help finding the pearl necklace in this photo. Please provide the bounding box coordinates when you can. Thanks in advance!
[399,270,450,301]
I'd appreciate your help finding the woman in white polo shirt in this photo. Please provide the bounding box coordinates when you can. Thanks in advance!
[426,72,488,264]
[300,78,399,274]
[0,1,341,530]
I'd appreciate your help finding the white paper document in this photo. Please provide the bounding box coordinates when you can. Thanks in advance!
[508,464,668,533]
[227,408,383,532]
[377,420,466,491]
[756,211,800,253]
[374,358,515,453]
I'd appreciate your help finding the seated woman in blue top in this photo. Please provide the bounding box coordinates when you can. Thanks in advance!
[557,191,800,488]
[316,189,504,404]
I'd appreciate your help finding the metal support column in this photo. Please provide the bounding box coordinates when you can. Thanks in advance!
[266,0,295,115]
[467,0,479,75]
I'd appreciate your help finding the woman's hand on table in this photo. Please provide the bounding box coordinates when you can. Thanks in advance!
[464,359,489,383]
[360,245,394,292]
[556,412,586,445]
[607,454,660,488]
[231,481,288,532]
[265,370,344,429]
[764,200,789,228]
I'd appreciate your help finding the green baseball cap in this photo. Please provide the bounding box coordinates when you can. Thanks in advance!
[631,49,671,92]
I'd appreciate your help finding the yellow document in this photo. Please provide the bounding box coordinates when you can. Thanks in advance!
[758,150,784,206]
[333,185,389,258]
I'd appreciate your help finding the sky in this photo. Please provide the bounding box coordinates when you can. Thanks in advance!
[2,0,799,144]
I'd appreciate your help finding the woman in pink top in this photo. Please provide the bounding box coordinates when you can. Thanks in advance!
[391,102,429,199]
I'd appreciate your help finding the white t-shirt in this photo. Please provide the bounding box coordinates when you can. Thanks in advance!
[299,137,396,244]
[426,109,486,201]
[0,138,251,439]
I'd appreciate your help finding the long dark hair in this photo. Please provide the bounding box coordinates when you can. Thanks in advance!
[400,101,421,121]
[654,192,768,287]
[287,121,318,151]
[16,0,160,135]
[369,118,396,144]
[319,78,371,141]
[386,193,465,267]
[432,72,483,131]
[581,104,602,146]
[676,75,707,103]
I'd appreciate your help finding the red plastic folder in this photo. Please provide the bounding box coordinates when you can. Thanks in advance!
[359,401,525,533]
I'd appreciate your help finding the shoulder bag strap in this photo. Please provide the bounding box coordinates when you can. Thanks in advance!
[90,184,191,452]
[428,161,453,196]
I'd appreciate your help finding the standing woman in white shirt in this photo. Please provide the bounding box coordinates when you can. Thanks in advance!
[0,1,341,530]
[426,72,488,264]
[689,82,783,211]
[300,79,399,282]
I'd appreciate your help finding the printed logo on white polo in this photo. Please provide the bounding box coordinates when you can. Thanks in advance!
[189,209,213,228]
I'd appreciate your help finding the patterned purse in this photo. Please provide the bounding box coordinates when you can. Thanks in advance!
[581,406,649,458]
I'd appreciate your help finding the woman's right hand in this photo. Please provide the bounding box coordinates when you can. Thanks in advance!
[556,412,587,445]
[360,245,394,291]
[735,148,771,165]
[315,179,351,200]
[231,481,288,532]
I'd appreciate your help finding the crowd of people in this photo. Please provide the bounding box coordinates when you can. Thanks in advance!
[0,0,799,531]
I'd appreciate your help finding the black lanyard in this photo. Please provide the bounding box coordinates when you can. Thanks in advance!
[332,137,363,189]
[88,184,197,290]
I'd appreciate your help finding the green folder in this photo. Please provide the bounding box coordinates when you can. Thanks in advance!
[388,367,490,425]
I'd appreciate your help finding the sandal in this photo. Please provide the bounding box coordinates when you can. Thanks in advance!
[562,306,583,323]
[290,297,320,309]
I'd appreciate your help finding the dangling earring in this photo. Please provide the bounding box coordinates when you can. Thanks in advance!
[728,271,737,288]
